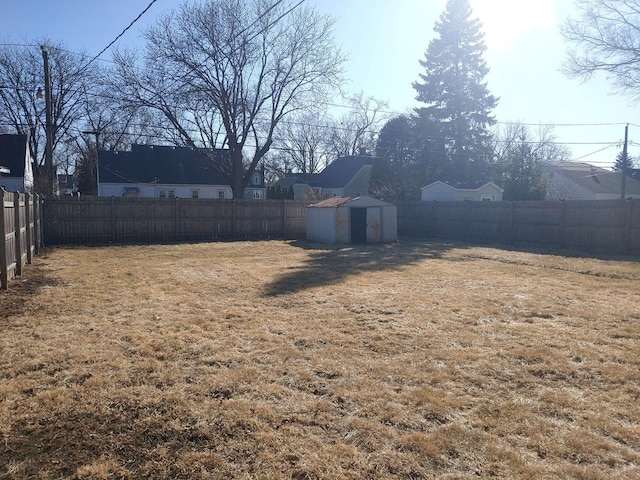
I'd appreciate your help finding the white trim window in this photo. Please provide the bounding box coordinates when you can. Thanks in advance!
[218,190,225,199]
[191,189,199,199]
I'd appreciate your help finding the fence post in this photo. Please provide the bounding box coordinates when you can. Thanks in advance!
[175,196,180,241]
[36,195,43,252]
[231,199,236,238]
[13,192,23,276]
[25,193,32,264]
[624,199,633,255]
[110,197,116,243]
[0,190,7,289]
[282,199,286,237]
[559,201,567,249]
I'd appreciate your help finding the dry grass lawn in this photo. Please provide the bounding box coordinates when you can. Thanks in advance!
[1,240,639,479]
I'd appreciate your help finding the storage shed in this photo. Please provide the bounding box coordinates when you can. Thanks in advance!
[306,195,397,244]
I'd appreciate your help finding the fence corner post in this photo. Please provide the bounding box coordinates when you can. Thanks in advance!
[0,189,8,289]
[13,192,23,276]
[25,193,32,264]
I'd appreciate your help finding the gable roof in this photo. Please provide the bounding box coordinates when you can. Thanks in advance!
[309,195,393,208]
[313,154,373,188]
[421,180,503,192]
[0,134,29,177]
[544,161,640,196]
[271,172,318,189]
[98,144,230,185]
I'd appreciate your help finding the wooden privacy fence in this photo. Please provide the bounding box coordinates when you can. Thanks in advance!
[44,197,307,244]
[397,199,640,255]
[1,189,44,289]
[43,196,640,255]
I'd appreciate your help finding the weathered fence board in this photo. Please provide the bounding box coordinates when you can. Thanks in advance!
[396,199,639,255]
[45,197,308,245]
[1,189,43,289]
[44,197,639,255]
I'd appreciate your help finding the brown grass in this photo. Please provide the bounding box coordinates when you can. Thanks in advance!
[1,240,639,479]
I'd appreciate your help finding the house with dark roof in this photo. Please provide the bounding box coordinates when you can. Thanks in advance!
[271,153,374,201]
[0,134,34,193]
[98,144,265,200]
[421,181,504,201]
[543,162,640,200]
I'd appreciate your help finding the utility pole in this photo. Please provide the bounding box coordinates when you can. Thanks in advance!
[621,124,628,200]
[41,46,55,196]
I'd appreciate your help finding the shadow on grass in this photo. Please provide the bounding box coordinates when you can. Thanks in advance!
[263,239,464,296]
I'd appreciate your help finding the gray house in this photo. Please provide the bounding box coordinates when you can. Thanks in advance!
[272,153,374,201]
[98,144,266,200]
[0,134,34,193]
[543,162,640,200]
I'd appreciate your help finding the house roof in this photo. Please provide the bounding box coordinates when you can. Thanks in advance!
[309,195,393,208]
[313,154,373,188]
[544,162,640,195]
[0,134,29,178]
[422,180,503,192]
[98,144,230,185]
[272,172,317,189]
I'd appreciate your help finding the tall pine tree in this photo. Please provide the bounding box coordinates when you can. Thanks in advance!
[413,0,497,184]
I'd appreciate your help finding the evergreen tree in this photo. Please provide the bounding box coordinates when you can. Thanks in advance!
[413,0,497,183]
[501,143,547,201]
[613,150,635,172]
[371,115,446,200]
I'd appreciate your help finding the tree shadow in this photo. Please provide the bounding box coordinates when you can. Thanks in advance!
[263,239,464,297]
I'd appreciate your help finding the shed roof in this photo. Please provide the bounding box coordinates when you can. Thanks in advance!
[309,195,394,208]
[98,144,230,185]
[0,134,29,177]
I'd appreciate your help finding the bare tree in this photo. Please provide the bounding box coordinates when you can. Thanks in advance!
[269,111,332,175]
[0,41,97,177]
[562,0,640,99]
[327,91,389,158]
[111,0,344,198]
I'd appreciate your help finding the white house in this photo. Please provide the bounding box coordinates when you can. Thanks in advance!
[306,195,397,244]
[543,162,640,200]
[421,181,503,201]
[98,144,265,199]
[0,134,34,193]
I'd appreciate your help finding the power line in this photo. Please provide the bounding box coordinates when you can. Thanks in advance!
[78,0,158,72]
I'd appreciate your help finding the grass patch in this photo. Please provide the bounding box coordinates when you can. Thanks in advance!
[1,240,639,478]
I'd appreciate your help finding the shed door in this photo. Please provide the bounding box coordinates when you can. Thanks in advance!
[350,207,367,244]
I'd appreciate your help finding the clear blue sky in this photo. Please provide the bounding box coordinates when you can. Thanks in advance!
[1,0,637,168]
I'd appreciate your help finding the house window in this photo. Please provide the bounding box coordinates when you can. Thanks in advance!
[168,189,175,198]
[218,190,225,199]
[191,189,199,199]
[252,189,264,199]
[159,189,166,198]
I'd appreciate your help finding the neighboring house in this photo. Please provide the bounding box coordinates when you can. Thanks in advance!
[98,144,266,200]
[58,174,75,196]
[271,153,374,201]
[421,181,503,201]
[270,172,318,200]
[0,134,34,193]
[543,162,640,200]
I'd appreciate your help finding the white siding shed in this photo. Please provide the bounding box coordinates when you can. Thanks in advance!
[306,195,397,244]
